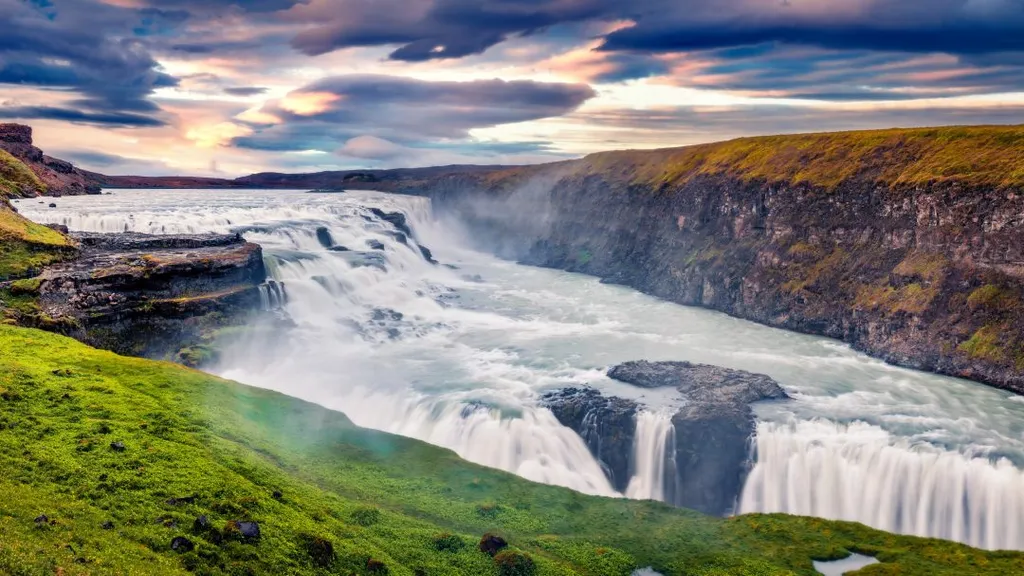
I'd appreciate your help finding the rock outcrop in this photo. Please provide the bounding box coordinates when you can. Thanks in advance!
[34,232,267,362]
[0,123,101,196]
[416,126,1024,394]
[543,361,787,515]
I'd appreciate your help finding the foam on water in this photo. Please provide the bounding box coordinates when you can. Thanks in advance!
[17,189,1024,549]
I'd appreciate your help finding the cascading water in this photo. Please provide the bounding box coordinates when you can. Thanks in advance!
[625,412,676,501]
[739,419,1024,550]
[18,189,1024,551]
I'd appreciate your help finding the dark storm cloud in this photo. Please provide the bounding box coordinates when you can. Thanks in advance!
[235,74,596,151]
[282,0,1024,63]
[0,106,166,128]
[0,0,179,125]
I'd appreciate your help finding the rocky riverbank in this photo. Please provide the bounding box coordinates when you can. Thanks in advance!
[3,231,268,365]
[543,360,788,515]
[416,126,1024,394]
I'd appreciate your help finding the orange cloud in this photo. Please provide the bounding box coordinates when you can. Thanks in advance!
[279,91,341,115]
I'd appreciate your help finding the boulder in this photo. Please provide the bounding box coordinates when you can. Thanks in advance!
[315,227,334,248]
[366,239,386,251]
[369,208,413,237]
[170,536,194,553]
[479,533,508,557]
[544,361,788,515]
[418,244,438,264]
[541,387,636,491]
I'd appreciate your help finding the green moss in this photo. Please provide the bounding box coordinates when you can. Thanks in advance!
[0,149,46,199]
[893,252,949,284]
[573,125,1024,191]
[958,325,1007,362]
[0,324,1022,575]
[967,285,1020,313]
[855,282,938,315]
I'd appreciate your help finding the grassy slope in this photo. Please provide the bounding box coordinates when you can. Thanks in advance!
[566,125,1024,190]
[0,152,72,282]
[1,325,1022,576]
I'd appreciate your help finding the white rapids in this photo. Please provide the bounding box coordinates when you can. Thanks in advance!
[17,189,1024,550]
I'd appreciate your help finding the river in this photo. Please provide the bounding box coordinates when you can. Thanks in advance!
[15,188,1024,551]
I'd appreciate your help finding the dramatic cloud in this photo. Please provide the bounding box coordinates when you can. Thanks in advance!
[235,74,596,152]
[0,0,179,125]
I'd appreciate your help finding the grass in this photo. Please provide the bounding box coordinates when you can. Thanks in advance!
[0,153,74,281]
[1,324,1023,575]
[571,125,1024,190]
[0,149,46,199]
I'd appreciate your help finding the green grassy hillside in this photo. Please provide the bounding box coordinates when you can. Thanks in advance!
[0,153,73,283]
[572,125,1024,190]
[1,324,1023,575]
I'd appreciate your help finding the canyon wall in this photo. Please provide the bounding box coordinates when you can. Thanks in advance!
[414,127,1024,393]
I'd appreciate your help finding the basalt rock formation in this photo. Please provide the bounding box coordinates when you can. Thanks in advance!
[414,126,1024,394]
[543,361,787,515]
[32,232,267,363]
[0,124,101,196]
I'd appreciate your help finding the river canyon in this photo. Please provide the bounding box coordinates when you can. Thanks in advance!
[15,188,1024,553]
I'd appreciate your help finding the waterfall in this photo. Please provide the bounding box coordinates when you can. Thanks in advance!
[739,419,1024,550]
[625,412,676,501]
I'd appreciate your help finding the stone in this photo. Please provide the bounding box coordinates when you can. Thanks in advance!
[366,239,386,251]
[170,536,194,553]
[48,203,57,208]
[544,361,788,515]
[478,533,508,557]
[418,245,438,264]
[327,245,350,252]
[34,514,48,524]
[272,490,283,500]
[225,520,261,541]
[101,521,115,530]
[110,441,126,452]
[315,227,334,248]
[193,515,211,532]
[369,208,413,237]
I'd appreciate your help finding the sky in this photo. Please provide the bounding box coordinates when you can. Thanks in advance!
[2,0,1024,176]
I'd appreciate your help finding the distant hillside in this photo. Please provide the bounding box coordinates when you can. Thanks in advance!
[0,124,101,196]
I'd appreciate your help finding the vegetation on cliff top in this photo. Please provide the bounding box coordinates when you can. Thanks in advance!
[574,125,1024,190]
[0,149,46,199]
[1,324,1023,575]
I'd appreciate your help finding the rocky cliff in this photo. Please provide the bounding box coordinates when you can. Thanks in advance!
[416,126,1024,394]
[543,361,787,515]
[0,124,101,196]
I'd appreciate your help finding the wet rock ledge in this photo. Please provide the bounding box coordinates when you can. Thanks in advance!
[35,232,267,363]
[543,360,787,515]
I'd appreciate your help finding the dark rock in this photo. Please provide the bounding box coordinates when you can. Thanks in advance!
[170,536,194,553]
[166,495,196,506]
[34,514,48,524]
[478,533,508,557]
[608,361,788,404]
[327,245,350,252]
[369,208,413,237]
[315,227,334,248]
[193,515,211,532]
[225,520,260,541]
[101,521,114,530]
[444,263,460,270]
[109,441,126,452]
[418,245,438,264]
[385,230,408,245]
[272,490,283,500]
[36,231,266,362]
[48,203,57,208]
[541,387,636,492]
[366,239,386,251]
[44,223,69,234]
[367,558,388,573]
[544,361,787,515]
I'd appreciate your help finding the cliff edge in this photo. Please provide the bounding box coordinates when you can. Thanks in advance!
[418,125,1024,393]
[0,123,102,196]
